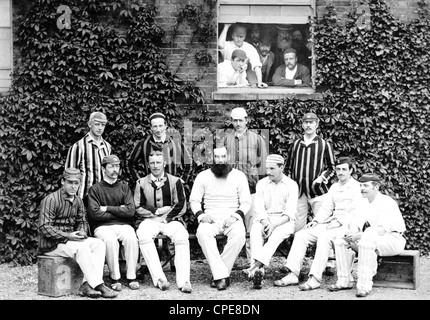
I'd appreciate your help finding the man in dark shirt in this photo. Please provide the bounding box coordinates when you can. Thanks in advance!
[87,155,139,291]
[38,168,118,298]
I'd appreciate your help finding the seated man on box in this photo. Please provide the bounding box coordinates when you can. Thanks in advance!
[274,157,363,290]
[243,154,298,289]
[134,150,192,293]
[190,146,251,290]
[87,155,139,291]
[330,173,406,298]
[38,168,118,298]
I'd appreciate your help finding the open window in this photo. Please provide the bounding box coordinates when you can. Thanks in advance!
[214,0,317,101]
[0,0,12,94]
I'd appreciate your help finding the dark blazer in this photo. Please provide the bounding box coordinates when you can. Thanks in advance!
[272,63,311,87]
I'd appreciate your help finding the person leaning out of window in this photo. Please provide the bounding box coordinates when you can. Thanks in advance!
[272,48,311,87]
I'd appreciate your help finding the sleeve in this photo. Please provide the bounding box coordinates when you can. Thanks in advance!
[65,143,86,199]
[232,172,252,221]
[86,185,119,222]
[284,142,295,177]
[323,141,336,181]
[257,134,268,179]
[75,199,89,234]
[252,180,268,223]
[217,62,231,87]
[383,198,406,233]
[38,196,69,241]
[245,43,262,70]
[296,65,311,87]
[283,181,299,222]
[106,184,135,218]
[127,140,144,185]
[166,179,187,222]
[313,185,336,223]
[272,65,295,87]
[189,173,206,222]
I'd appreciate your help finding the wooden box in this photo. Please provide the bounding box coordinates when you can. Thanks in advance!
[373,250,420,290]
[37,256,84,297]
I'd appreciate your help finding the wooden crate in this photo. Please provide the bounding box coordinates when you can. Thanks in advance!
[37,256,84,297]
[373,250,420,290]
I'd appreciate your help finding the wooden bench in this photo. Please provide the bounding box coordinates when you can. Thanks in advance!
[37,255,84,297]
[373,249,420,290]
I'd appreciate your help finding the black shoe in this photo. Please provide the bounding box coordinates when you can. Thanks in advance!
[210,277,219,288]
[253,269,264,289]
[79,281,101,298]
[217,278,228,291]
[95,283,119,299]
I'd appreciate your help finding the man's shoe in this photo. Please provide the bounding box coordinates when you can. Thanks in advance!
[95,283,119,299]
[328,282,354,292]
[79,281,101,298]
[217,278,228,291]
[253,269,264,289]
[210,277,218,288]
[157,278,170,291]
[180,282,192,294]
[356,290,370,298]
[324,266,336,276]
[109,278,122,292]
[273,272,299,287]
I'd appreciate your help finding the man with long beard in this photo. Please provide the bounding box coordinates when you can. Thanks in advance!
[190,147,252,290]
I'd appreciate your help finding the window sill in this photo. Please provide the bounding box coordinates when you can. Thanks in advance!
[212,87,323,101]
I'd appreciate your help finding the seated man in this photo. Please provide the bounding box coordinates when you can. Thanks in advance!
[134,151,192,293]
[330,173,407,298]
[243,154,298,289]
[272,48,311,87]
[190,147,251,291]
[87,155,139,291]
[217,49,249,88]
[274,157,363,290]
[38,168,118,299]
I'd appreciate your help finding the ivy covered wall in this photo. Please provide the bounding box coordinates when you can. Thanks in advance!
[0,0,429,264]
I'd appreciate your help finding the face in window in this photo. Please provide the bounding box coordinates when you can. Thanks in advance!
[259,43,271,57]
[283,52,298,70]
[292,30,304,47]
[250,26,260,44]
[150,117,167,140]
[231,57,246,71]
[232,26,247,48]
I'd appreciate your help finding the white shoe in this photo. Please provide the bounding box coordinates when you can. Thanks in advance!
[273,272,299,287]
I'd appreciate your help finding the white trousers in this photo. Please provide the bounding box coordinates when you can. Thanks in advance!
[136,220,190,288]
[94,224,139,281]
[250,216,295,266]
[196,219,246,281]
[44,237,106,289]
[334,227,406,291]
[296,194,325,232]
[245,193,256,262]
[286,223,346,280]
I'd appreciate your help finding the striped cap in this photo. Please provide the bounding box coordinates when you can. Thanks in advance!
[63,168,81,181]
[359,173,382,183]
[266,154,284,164]
[149,113,166,122]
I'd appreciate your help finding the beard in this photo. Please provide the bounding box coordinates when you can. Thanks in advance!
[210,163,232,178]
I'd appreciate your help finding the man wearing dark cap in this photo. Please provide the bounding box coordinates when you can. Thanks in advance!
[272,48,311,87]
[65,111,112,201]
[217,49,249,87]
[38,168,118,298]
[330,173,406,297]
[87,155,139,291]
[243,154,298,289]
[274,157,363,289]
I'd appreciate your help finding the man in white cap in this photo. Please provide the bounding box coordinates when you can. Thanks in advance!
[217,49,249,87]
[219,106,268,265]
[218,23,268,88]
[330,173,406,298]
[65,111,112,202]
[190,147,251,291]
[243,154,298,289]
[274,157,363,290]
[38,168,118,299]
[87,155,140,292]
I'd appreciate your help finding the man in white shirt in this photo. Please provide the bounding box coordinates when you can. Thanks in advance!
[330,173,407,298]
[190,147,251,291]
[272,48,311,87]
[274,157,363,290]
[218,23,268,88]
[217,49,249,87]
[243,154,298,289]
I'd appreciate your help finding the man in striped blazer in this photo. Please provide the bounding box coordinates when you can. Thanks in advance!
[65,111,112,203]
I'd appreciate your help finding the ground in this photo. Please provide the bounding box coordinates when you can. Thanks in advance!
[0,254,429,301]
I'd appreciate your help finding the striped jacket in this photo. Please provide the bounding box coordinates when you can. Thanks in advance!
[38,188,88,254]
[285,135,336,198]
[64,133,112,200]
[134,173,186,228]
[221,129,268,194]
[127,133,191,186]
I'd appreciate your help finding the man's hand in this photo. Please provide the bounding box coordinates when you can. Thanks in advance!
[257,82,268,88]
[263,223,275,239]
[327,220,341,230]
[223,216,238,229]
[68,231,85,241]
[200,215,215,224]
[294,79,303,85]
[155,206,172,216]
[306,220,318,229]
[100,206,107,212]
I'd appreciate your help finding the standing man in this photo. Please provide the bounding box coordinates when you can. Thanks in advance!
[330,173,406,298]
[218,23,268,88]
[134,151,192,293]
[38,168,118,299]
[273,157,362,289]
[219,107,268,265]
[272,48,311,87]
[87,155,139,291]
[127,112,189,187]
[65,111,112,202]
[190,147,251,291]
[243,154,298,290]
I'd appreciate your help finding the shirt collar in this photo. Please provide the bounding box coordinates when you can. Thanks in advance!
[235,128,248,138]
[60,188,76,204]
[86,132,107,146]
[268,174,289,185]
